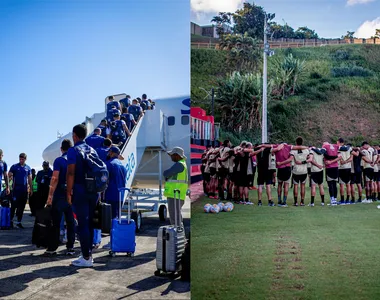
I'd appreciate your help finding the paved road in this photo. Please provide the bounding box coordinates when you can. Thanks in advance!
[0,199,190,300]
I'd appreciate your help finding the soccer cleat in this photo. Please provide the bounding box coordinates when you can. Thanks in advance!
[350,200,355,204]
[339,200,345,205]
[300,203,305,207]
[321,202,325,206]
[281,203,288,207]
[258,201,263,206]
[345,200,350,205]
[293,203,298,207]
[246,201,254,205]
[308,203,315,207]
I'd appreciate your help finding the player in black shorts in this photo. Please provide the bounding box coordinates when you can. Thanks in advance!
[350,147,363,203]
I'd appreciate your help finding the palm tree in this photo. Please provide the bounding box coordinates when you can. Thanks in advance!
[215,72,273,132]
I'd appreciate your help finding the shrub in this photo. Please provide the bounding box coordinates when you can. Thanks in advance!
[331,65,374,77]
[333,49,350,60]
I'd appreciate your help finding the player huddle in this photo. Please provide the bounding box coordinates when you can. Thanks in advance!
[201,137,380,207]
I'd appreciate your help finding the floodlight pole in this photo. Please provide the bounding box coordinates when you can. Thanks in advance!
[262,15,268,144]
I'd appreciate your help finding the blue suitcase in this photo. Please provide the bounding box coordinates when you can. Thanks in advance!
[109,188,136,257]
[0,206,11,230]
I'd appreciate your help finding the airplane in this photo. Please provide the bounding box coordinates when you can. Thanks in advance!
[42,93,191,193]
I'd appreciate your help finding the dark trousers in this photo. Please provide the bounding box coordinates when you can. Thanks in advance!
[10,190,28,223]
[72,185,98,258]
[48,196,75,251]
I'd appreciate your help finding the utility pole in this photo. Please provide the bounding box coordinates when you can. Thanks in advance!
[211,88,215,118]
[262,14,274,144]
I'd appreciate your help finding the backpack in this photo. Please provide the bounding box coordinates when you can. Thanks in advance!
[75,145,109,193]
[111,120,126,140]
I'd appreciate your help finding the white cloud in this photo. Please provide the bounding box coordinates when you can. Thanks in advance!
[191,0,243,14]
[355,17,380,38]
[347,0,375,6]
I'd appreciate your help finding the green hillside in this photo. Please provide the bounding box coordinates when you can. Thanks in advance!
[191,45,380,145]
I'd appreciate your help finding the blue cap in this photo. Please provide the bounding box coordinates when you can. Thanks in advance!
[110,146,120,154]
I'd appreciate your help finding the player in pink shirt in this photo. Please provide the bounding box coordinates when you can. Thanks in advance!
[322,138,346,205]
[272,142,308,206]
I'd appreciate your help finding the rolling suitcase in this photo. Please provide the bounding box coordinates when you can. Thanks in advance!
[32,206,53,248]
[93,196,112,234]
[1,206,11,229]
[155,189,186,277]
[109,187,136,257]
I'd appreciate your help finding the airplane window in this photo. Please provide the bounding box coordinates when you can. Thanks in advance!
[181,115,189,125]
[168,116,175,126]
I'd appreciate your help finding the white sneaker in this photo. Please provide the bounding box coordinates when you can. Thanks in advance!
[71,255,93,267]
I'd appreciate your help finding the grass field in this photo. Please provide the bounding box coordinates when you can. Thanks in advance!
[191,185,380,300]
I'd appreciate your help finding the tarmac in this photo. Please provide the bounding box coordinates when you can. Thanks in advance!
[0,198,190,300]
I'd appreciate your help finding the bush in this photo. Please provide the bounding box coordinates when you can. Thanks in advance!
[331,65,374,77]
[333,49,350,60]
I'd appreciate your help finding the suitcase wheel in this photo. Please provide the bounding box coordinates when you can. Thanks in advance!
[126,252,134,257]
[109,251,116,257]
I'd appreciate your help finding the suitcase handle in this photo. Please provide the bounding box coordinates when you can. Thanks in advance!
[173,189,181,228]
[118,187,131,224]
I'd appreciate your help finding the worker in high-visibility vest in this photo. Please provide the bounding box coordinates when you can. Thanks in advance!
[163,147,188,227]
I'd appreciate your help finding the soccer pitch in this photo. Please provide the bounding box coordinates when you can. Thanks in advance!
[191,187,380,300]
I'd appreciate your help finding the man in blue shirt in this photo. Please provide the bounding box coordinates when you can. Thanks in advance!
[8,153,32,229]
[128,99,143,122]
[96,138,113,163]
[106,106,121,123]
[121,107,137,132]
[119,95,131,111]
[110,112,131,149]
[0,149,10,195]
[106,95,121,114]
[85,128,105,149]
[140,94,150,111]
[104,146,127,219]
[97,119,108,138]
[67,124,98,267]
[44,139,76,257]
[35,161,53,212]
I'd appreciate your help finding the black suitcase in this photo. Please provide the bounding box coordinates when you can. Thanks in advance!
[93,201,112,234]
[32,206,53,248]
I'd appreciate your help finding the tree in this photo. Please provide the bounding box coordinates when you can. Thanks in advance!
[232,2,275,40]
[219,33,261,72]
[215,71,274,132]
[295,26,319,39]
[211,12,232,38]
[270,54,306,99]
[342,31,355,39]
[270,22,295,39]
[375,29,380,39]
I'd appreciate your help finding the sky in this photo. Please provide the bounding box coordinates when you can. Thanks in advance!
[0,0,190,171]
[190,0,380,38]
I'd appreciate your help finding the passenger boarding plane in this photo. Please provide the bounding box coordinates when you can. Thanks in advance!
[42,94,191,190]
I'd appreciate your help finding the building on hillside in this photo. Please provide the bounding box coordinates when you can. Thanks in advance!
[191,22,202,36]
[191,22,232,39]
